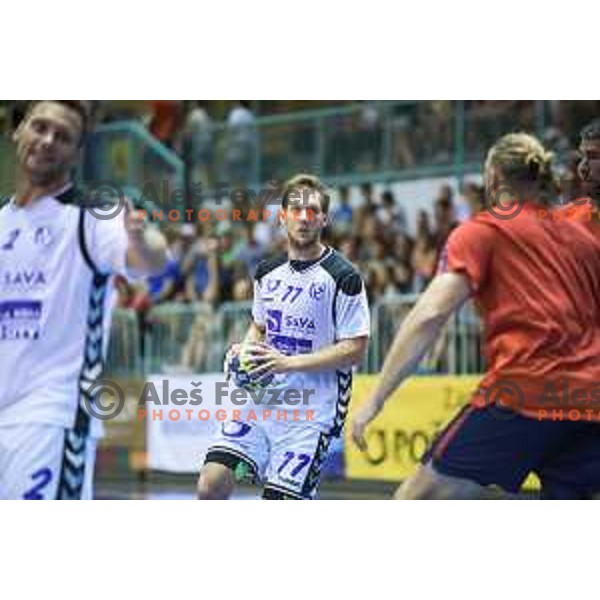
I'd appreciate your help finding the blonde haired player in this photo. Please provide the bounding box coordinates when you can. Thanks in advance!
[353,132,600,499]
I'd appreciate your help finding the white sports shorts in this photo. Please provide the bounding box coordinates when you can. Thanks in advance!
[204,419,333,499]
[0,424,97,500]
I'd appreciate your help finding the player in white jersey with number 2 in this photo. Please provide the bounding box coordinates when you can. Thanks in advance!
[0,101,167,500]
[198,174,370,499]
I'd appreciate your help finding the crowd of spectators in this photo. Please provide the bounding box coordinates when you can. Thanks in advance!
[3,100,598,189]
[116,180,482,314]
[111,178,487,372]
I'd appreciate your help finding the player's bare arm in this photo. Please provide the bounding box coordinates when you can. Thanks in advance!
[244,321,266,344]
[351,272,471,451]
[247,335,368,377]
[124,201,168,276]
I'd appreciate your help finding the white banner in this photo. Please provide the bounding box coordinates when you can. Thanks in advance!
[146,373,232,473]
[145,373,314,473]
[145,372,351,480]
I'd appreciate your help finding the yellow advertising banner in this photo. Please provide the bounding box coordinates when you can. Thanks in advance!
[345,375,479,481]
[345,375,539,490]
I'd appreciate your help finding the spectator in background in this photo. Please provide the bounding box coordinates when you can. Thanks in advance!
[364,261,393,304]
[231,262,253,301]
[338,235,359,264]
[542,125,570,164]
[391,103,417,168]
[331,185,354,237]
[426,101,453,164]
[116,224,194,313]
[147,100,183,149]
[115,276,150,312]
[390,232,414,294]
[458,181,485,221]
[215,223,239,301]
[146,257,183,305]
[180,315,211,373]
[357,101,382,170]
[181,235,220,305]
[252,179,285,251]
[354,182,380,235]
[356,212,379,262]
[412,210,438,291]
[233,225,264,276]
[225,101,257,185]
[561,150,587,203]
[360,181,378,208]
[376,189,407,235]
[184,101,215,189]
[433,184,458,249]
[145,224,194,305]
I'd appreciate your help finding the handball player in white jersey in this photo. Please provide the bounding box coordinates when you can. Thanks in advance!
[0,101,167,499]
[197,174,370,500]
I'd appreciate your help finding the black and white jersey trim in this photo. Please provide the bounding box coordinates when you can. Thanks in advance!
[55,428,88,499]
[300,431,333,497]
[329,370,353,438]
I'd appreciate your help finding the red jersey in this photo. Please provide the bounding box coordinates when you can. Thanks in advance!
[442,201,600,420]
[550,198,600,243]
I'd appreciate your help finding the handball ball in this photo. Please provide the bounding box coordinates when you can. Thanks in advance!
[225,343,276,391]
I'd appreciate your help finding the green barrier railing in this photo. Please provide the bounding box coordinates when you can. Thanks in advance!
[104,308,143,379]
[0,135,15,197]
[189,100,548,190]
[108,297,485,380]
[1,101,549,200]
[83,121,185,210]
[142,302,223,374]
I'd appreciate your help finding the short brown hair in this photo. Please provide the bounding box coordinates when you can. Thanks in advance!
[26,100,90,144]
[281,173,331,213]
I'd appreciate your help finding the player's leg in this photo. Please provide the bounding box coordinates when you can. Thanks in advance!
[0,424,94,500]
[197,461,236,500]
[537,422,600,499]
[394,404,571,500]
[395,463,490,499]
[263,422,332,500]
[197,420,269,500]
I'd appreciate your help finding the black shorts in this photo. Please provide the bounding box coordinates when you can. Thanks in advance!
[423,404,600,498]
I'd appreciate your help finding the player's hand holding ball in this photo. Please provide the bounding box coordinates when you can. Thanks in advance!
[245,342,293,377]
[224,342,283,391]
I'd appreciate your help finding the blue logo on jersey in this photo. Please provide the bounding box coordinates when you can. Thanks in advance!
[1,229,20,251]
[270,335,313,355]
[1,269,46,289]
[222,421,252,438]
[0,300,42,341]
[34,227,54,247]
[285,315,316,331]
[266,279,281,293]
[266,309,283,333]
[309,282,326,301]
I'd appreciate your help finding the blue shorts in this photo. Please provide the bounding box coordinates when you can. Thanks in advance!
[423,404,600,498]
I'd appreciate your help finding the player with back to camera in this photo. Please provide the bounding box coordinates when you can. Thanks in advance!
[197,174,370,499]
[352,132,600,499]
[0,101,168,499]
